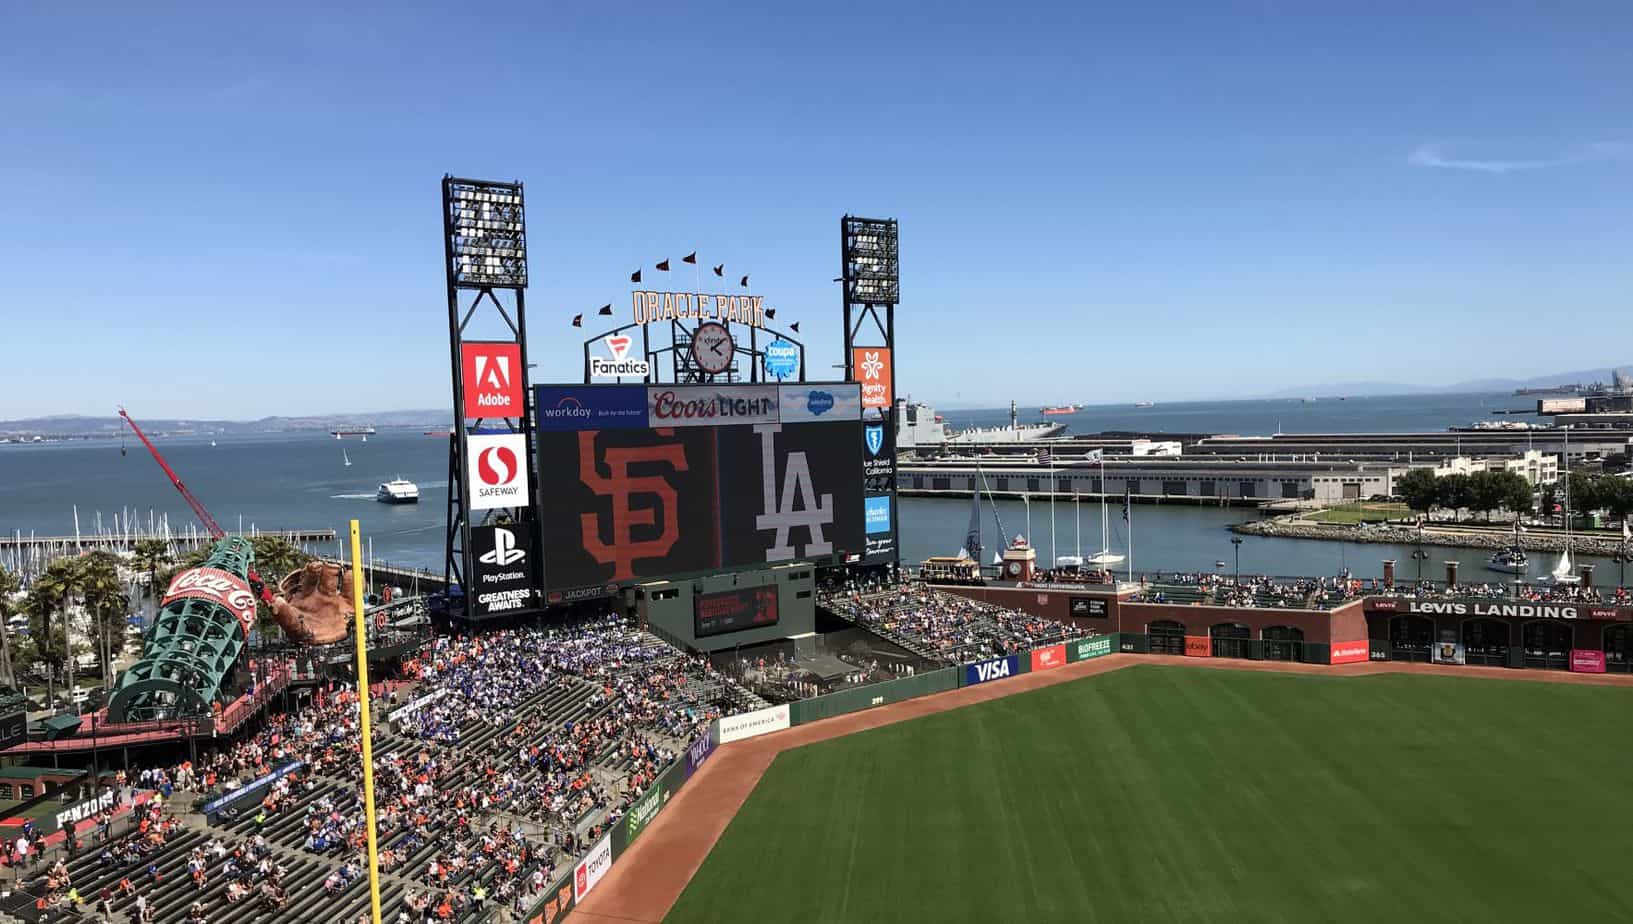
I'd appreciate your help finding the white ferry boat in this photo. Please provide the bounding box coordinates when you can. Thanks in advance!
[376,478,420,504]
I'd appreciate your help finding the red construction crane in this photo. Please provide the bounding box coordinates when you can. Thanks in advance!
[117,406,226,540]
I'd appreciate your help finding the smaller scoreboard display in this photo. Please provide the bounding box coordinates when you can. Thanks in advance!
[695,586,779,638]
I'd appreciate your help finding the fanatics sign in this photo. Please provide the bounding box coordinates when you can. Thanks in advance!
[461,342,524,418]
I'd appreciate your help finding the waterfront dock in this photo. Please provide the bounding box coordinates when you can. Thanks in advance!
[0,528,337,551]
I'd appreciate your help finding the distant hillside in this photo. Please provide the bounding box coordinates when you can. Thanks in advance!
[1259,365,1632,399]
[0,410,451,438]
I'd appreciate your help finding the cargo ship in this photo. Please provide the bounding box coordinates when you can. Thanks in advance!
[897,399,1066,448]
[1040,404,1080,416]
[330,426,377,439]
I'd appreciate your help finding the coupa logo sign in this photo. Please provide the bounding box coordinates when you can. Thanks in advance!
[965,655,1018,685]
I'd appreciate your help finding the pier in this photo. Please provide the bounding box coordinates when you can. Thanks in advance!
[0,528,337,551]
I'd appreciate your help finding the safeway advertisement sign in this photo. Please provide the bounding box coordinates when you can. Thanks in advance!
[466,432,530,510]
[853,347,893,409]
[573,834,612,901]
[461,342,524,419]
[162,567,256,637]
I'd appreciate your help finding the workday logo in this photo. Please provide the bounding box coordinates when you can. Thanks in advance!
[540,397,591,421]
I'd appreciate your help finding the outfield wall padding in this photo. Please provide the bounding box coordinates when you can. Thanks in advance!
[790,668,960,725]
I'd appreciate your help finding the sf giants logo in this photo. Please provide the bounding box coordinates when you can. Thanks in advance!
[755,423,832,561]
[578,430,688,580]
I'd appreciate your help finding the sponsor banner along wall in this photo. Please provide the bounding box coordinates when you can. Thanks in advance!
[778,384,861,422]
[52,789,117,834]
[719,704,791,744]
[790,668,961,725]
[200,761,305,821]
[685,731,715,775]
[964,654,1021,685]
[1184,636,1211,658]
[1329,641,1370,665]
[573,834,613,901]
[1432,641,1465,665]
[1031,644,1067,671]
[1365,597,1632,622]
[1068,636,1115,662]
[535,420,863,593]
[1069,597,1109,618]
[1571,649,1607,673]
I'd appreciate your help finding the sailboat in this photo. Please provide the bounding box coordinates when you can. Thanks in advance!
[1548,426,1580,585]
[1084,451,1125,570]
[343,448,352,467]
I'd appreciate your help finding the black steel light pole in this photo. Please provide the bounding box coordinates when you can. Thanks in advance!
[1231,537,1243,588]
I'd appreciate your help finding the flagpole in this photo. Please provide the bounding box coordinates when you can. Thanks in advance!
[1049,453,1056,569]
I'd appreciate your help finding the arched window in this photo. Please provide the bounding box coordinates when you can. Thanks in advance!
[1147,619,1185,656]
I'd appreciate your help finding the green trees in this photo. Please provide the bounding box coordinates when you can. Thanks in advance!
[26,558,84,705]
[130,539,172,599]
[1396,468,1440,516]
[77,552,129,687]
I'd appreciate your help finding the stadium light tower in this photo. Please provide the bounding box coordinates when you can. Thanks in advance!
[841,216,900,569]
[442,176,541,623]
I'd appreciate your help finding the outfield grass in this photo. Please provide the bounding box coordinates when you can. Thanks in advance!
[667,667,1633,923]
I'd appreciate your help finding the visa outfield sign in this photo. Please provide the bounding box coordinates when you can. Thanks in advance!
[533,384,861,432]
[964,654,1020,685]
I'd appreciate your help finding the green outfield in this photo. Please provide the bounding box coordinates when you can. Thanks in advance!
[666,666,1633,923]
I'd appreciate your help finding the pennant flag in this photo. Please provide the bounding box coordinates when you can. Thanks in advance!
[790,321,800,333]
[1624,519,1631,541]
[1122,489,1131,521]
[571,314,583,327]
[1085,449,1103,463]
[656,259,670,272]
[597,304,613,316]
[740,274,750,287]
[682,252,697,264]
[764,308,776,320]
[630,269,642,283]
[712,264,724,277]
[1037,449,1053,466]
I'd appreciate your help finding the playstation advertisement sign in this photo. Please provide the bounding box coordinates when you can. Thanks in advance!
[469,524,537,617]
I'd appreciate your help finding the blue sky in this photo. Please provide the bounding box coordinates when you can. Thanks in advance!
[2,2,1630,418]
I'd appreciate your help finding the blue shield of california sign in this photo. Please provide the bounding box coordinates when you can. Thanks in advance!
[864,424,884,456]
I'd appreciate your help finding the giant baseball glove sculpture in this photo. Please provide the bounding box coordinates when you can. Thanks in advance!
[269,561,355,645]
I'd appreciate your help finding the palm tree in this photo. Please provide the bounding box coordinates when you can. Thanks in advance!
[0,565,20,687]
[26,558,85,709]
[130,539,172,600]
[77,553,128,688]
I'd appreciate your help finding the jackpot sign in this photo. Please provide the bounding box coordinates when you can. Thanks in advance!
[163,567,257,637]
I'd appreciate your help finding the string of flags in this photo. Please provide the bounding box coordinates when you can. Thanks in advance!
[582,252,775,327]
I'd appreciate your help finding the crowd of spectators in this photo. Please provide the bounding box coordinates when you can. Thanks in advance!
[820,578,1084,663]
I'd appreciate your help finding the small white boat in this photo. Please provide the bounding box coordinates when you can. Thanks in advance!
[1486,548,1527,575]
[376,478,419,504]
[1546,548,1579,585]
[343,448,352,467]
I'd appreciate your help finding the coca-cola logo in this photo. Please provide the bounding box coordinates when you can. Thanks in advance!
[163,567,256,635]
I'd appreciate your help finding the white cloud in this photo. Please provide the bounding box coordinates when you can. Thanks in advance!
[1408,141,1630,174]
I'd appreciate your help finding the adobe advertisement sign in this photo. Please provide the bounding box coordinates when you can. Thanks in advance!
[163,567,257,638]
[466,433,530,510]
[1329,641,1369,665]
[534,385,649,432]
[695,585,780,638]
[1570,649,1607,673]
[469,524,536,617]
[461,342,524,418]
[853,347,893,409]
[536,421,863,593]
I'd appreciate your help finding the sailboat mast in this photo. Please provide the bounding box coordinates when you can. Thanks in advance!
[1100,455,1109,556]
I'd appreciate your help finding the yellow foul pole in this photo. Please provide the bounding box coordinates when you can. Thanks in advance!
[349,519,383,924]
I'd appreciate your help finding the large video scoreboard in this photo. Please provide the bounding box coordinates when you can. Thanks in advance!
[534,383,867,600]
